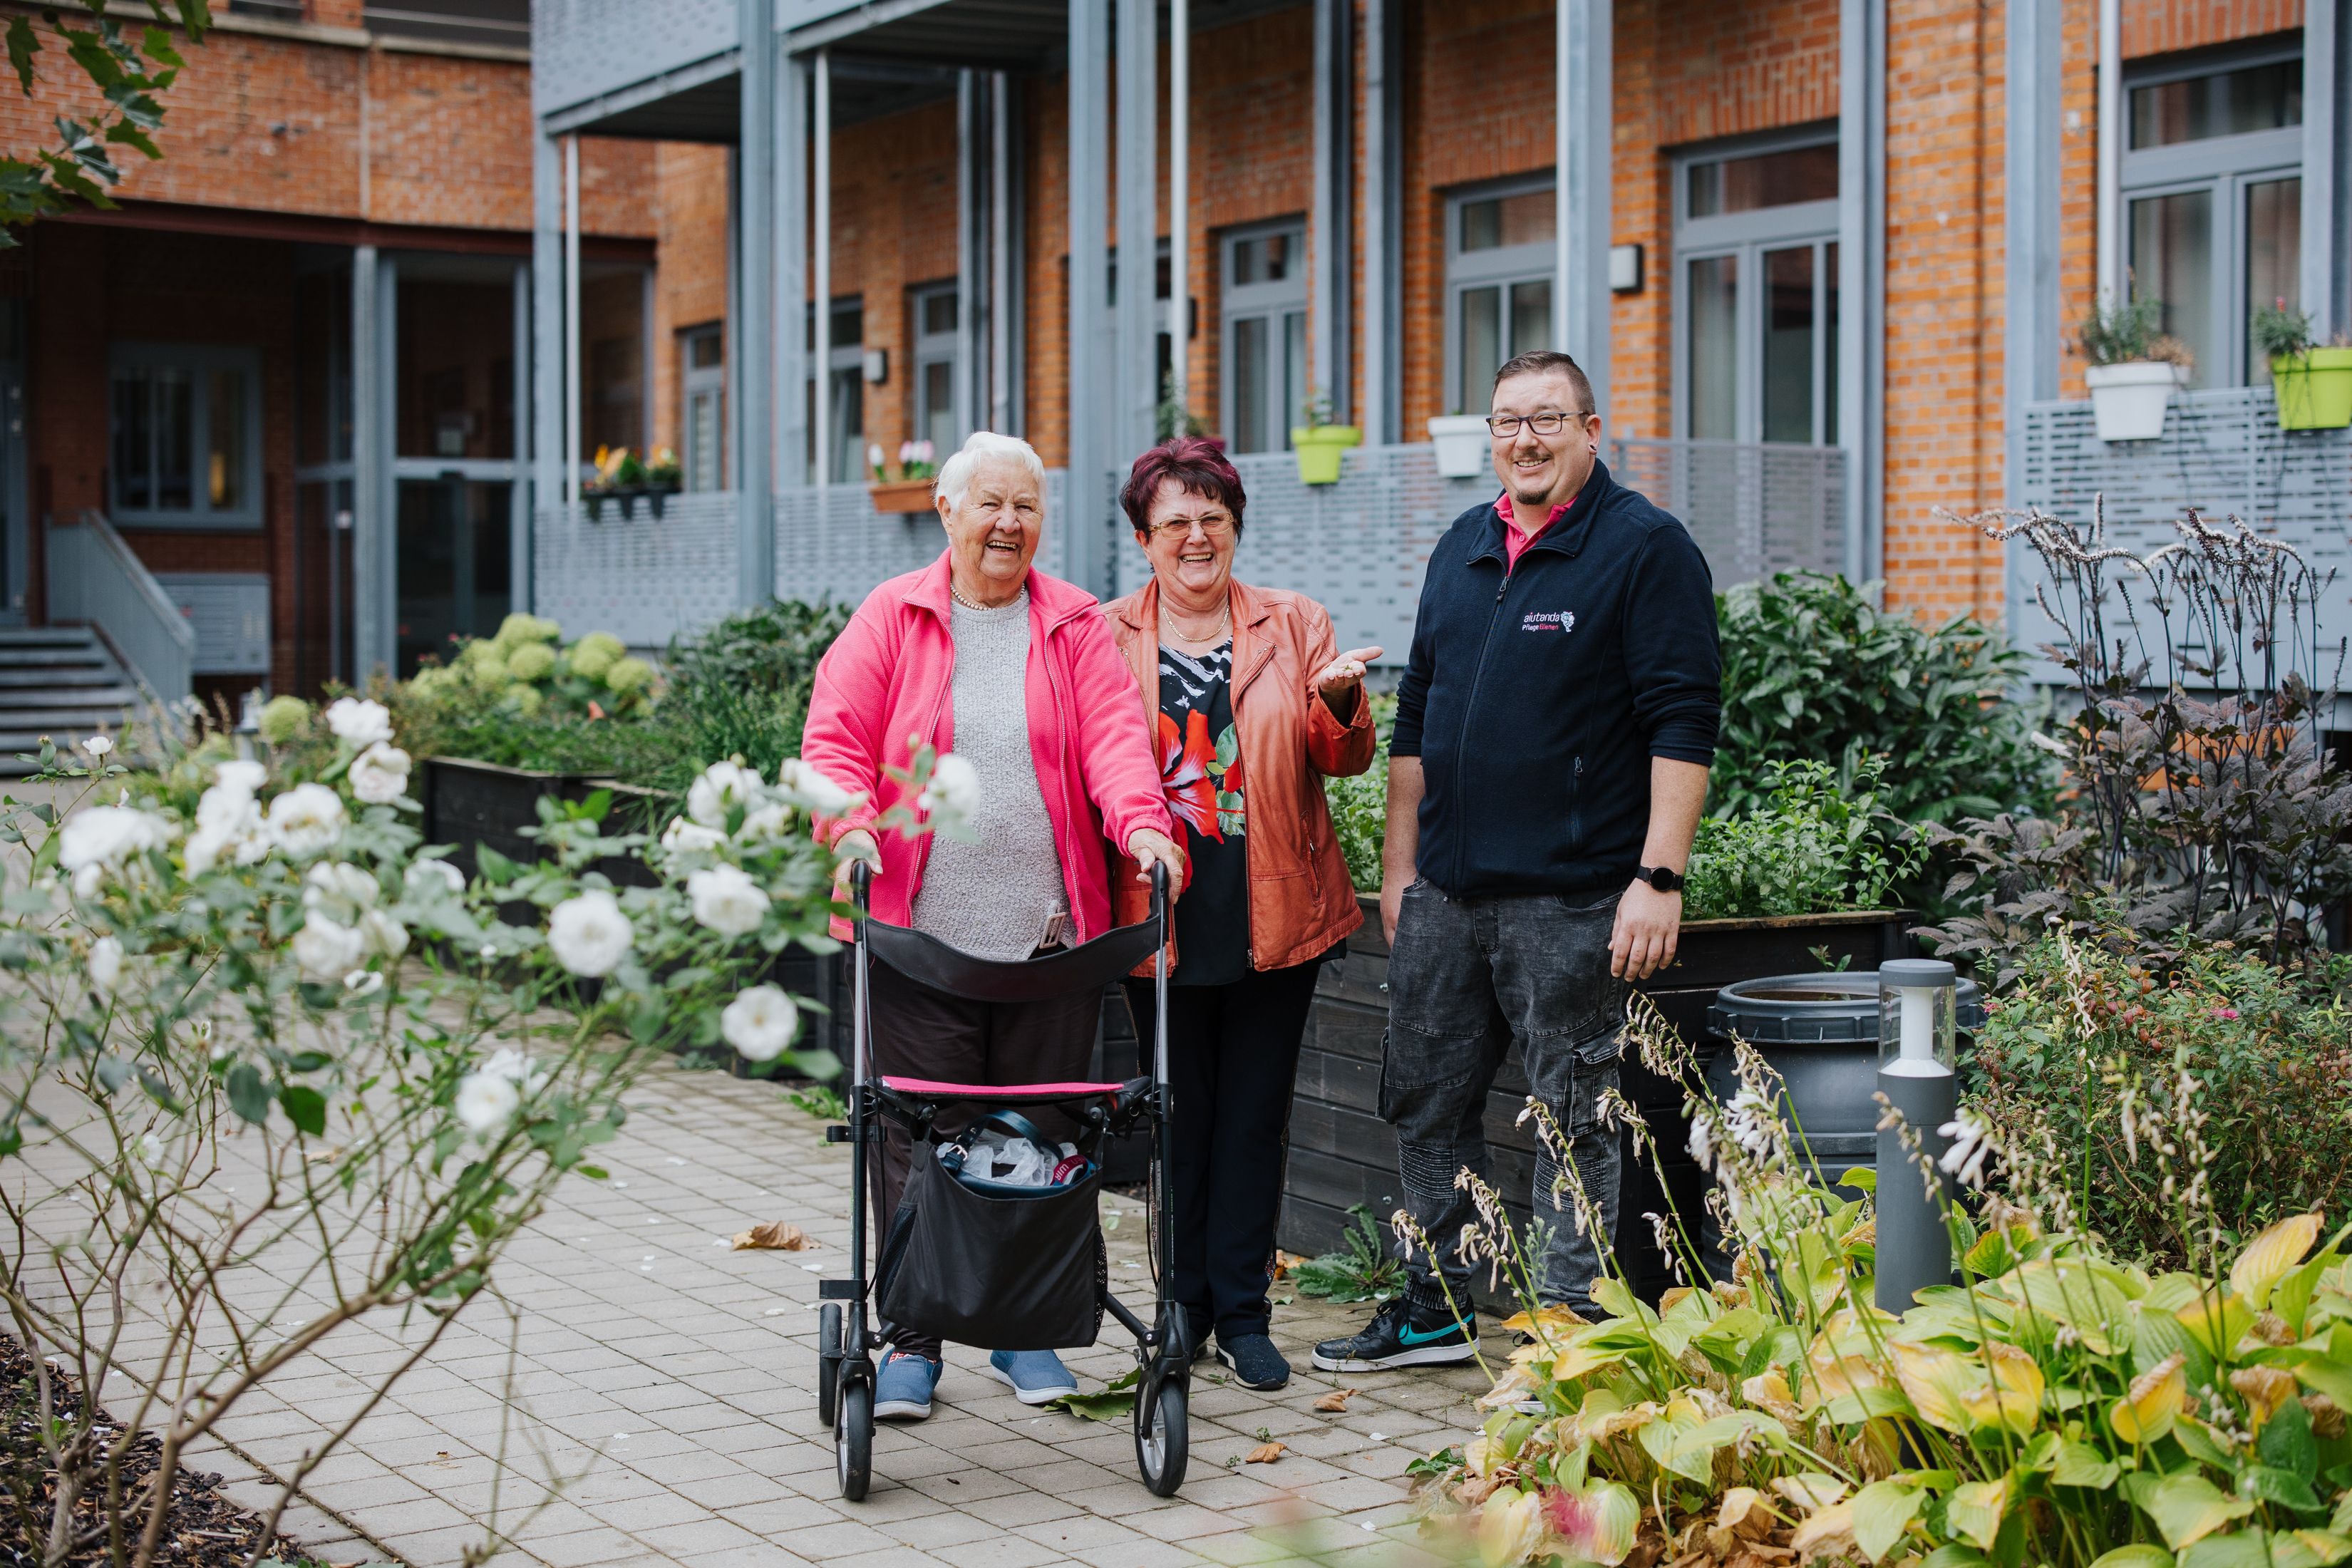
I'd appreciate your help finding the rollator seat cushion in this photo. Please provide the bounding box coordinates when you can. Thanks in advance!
[875,1142,1107,1351]
[876,1075,1125,1101]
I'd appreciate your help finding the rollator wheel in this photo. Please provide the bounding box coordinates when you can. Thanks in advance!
[1133,1376,1188,1497]
[836,1378,872,1501]
[816,1304,842,1428]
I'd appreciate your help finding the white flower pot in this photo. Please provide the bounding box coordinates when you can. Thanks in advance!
[2083,361,2184,442]
[1426,415,1492,478]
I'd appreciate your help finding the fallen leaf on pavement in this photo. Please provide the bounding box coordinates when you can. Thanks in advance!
[1049,1368,1140,1421]
[1245,1442,1286,1464]
[731,1222,812,1251]
[1313,1388,1356,1412]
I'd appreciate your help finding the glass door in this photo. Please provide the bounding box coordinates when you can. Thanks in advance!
[0,303,24,624]
[396,478,512,676]
[1221,222,1308,453]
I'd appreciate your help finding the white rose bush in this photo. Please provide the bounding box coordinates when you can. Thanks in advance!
[0,713,968,1567]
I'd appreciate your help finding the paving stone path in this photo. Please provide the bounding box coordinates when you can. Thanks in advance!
[194,1058,1492,1567]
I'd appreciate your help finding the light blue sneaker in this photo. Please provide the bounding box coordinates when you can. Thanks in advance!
[985,1348,1079,1405]
[873,1351,941,1420]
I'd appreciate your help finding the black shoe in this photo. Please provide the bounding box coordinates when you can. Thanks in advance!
[1311,1297,1477,1373]
[1217,1332,1291,1391]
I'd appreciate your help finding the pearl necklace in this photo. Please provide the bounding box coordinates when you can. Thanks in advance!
[950,579,1022,612]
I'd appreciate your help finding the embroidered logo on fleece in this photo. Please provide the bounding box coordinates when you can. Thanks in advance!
[1520,609,1575,634]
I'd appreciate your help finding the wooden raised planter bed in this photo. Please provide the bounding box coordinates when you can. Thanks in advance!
[1279,892,1917,1304]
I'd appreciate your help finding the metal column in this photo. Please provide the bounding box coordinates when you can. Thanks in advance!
[1837,0,1884,584]
[958,69,981,446]
[1114,0,1159,460]
[778,53,810,488]
[989,72,1013,433]
[564,136,582,508]
[1554,0,1609,417]
[351,246,393,681]
[2303,0,2349,339]
[1068,0,1112,593]
[531,128,564,519]
[1309,0,1348,423]
[813,50,833,485]
[2003,0,2064,632]
[1167,0,1189,425]
[511,262,534,614]
[1358,0,1391,445]
[2094,0,2120,306]
[738,0,777,605]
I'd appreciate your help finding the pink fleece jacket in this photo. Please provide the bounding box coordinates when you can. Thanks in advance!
[800,550,1174,944]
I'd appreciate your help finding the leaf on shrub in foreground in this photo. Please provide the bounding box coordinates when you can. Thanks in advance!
[2135,1472,2257,1552]
[2233,1214,2325,1311]
[1849,1478,1927,1562]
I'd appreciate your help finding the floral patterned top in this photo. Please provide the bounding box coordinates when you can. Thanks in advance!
[1155,639,1248,986]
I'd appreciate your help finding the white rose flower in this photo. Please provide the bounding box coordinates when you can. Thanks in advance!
[212,759,267,797]
[195,782,261,835]
[735,801,795,843]
[775,758,860,818]
[721,985,800,1062]
[687,864,770,938]
[81,735,113,758]
[918,753,981,835]
[660,815,727,854]
[138,1130,165,1168]
[349,743,413,806]
[453,1071,520,1137]
[304,861,380,914]
[547,890,632,977]
[324,696,395,748]
[405,859,465,897]
[344,969,386,997]
[686,760,760,828]
[88,934,124,994]
[480,1047,552,1095]
[181,830,227,877]
[58,806,175,885]
[265,784,348,858]
[361,909,409,959]
[292,914,366,980]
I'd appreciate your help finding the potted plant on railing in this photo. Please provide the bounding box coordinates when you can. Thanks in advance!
[867,440,939,514]
[582,445,650,521]
[2078,289,2192,441]
[1426,406,1492,478]
[2254,297,2352,430]
[1291,390,1361,485]
[642,445,684,517]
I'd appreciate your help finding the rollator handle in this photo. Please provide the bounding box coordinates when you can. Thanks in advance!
[1148,860,1168,918]
[850,857,872,914]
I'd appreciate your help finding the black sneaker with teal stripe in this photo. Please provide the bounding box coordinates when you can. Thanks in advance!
[1310,1297,1477,1372]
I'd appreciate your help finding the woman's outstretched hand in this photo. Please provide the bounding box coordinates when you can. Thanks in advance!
[1315,646,1384,718]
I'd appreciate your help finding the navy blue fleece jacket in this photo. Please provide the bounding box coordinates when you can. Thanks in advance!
[1390,460,1722,897]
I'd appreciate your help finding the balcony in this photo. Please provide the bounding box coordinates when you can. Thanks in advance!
[2014,386,2352,692]
[532,440,1850,654]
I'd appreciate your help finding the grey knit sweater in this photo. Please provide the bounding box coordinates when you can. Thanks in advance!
[909,592,1070,960]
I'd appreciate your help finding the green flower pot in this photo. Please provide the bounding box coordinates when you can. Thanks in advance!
[1290,425,1362,485]
[2269,347,2352,430]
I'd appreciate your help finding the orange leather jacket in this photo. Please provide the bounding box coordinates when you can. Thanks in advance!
[1104,577,1378,975]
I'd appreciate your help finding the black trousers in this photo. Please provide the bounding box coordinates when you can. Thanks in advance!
[867,954,1103,1360]
[1122,960,1321,1342]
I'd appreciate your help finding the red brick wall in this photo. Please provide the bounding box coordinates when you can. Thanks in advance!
[827,100,961,467]
[653,142,731,464]
[2123,0,2302,57]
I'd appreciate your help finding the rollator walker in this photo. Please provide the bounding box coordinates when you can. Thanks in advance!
[815,862,1190,1500]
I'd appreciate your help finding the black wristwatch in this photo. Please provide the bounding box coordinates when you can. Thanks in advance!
[1634,865,1686,894]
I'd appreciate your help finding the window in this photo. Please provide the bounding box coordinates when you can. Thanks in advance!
[680,326,724,491]
[110,344,263,528]
[1672,132,1841,445]
[910,285,960,458]
[1222,222,1308,453]
[2123,41,2303,387]
[807,299,863,483]
[1445,182,1554,417]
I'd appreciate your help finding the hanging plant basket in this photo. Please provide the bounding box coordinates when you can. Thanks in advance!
[2082,361,2183,442]
[1290,425,1362,485]
[1426,415,1490,478]
[869,478,937,515]
[2269,348,2352,430]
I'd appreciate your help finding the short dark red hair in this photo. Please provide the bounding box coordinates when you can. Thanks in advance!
[1120,436,1247,537]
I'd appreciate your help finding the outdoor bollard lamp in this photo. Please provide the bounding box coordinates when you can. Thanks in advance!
[1875,959,1959,1312]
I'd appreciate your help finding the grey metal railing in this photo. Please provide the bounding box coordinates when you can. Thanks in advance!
[46,512,196,703]
[1606,438,1848,589]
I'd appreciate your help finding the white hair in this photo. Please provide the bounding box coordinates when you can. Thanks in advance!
[936,430,1046,514]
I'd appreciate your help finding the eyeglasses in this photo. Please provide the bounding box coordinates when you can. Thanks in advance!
[1486,411,1594,438]
[1146,514,1236,538]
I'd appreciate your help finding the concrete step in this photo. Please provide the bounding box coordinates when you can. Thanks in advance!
[0,672,123,693]
[0,694,143,721]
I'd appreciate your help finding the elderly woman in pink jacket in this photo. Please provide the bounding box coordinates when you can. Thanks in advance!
[801,429,1183,1422]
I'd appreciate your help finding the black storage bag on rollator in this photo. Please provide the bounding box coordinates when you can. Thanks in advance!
[875,1142,1106,1351]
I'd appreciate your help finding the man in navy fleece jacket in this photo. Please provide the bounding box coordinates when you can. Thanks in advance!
[1314,351,1720,1373]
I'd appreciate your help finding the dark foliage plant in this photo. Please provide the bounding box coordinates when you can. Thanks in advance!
[1712,572,2053,827]
[646,599,853,799]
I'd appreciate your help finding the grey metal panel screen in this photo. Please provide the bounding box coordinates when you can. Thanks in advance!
[153,573,272,676]
[532,493,739,651]
[530,0,738,119]
[2015,386,2352,688]
[1604,438,1847,589]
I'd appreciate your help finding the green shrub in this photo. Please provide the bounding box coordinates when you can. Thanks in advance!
[1713,572,2051,827]
[644,599,852,799]
[1683,756,1921,919]
[1970,927,2352,1267]
[1328,693,1393,892]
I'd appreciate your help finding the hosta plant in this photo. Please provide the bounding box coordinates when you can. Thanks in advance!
[0,707,966,1567]
[1403,990,2352,1568]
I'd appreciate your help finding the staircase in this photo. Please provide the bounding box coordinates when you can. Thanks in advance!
[0,627,144,776]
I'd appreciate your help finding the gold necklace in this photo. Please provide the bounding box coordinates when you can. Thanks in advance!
[1162,597,1230,646]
